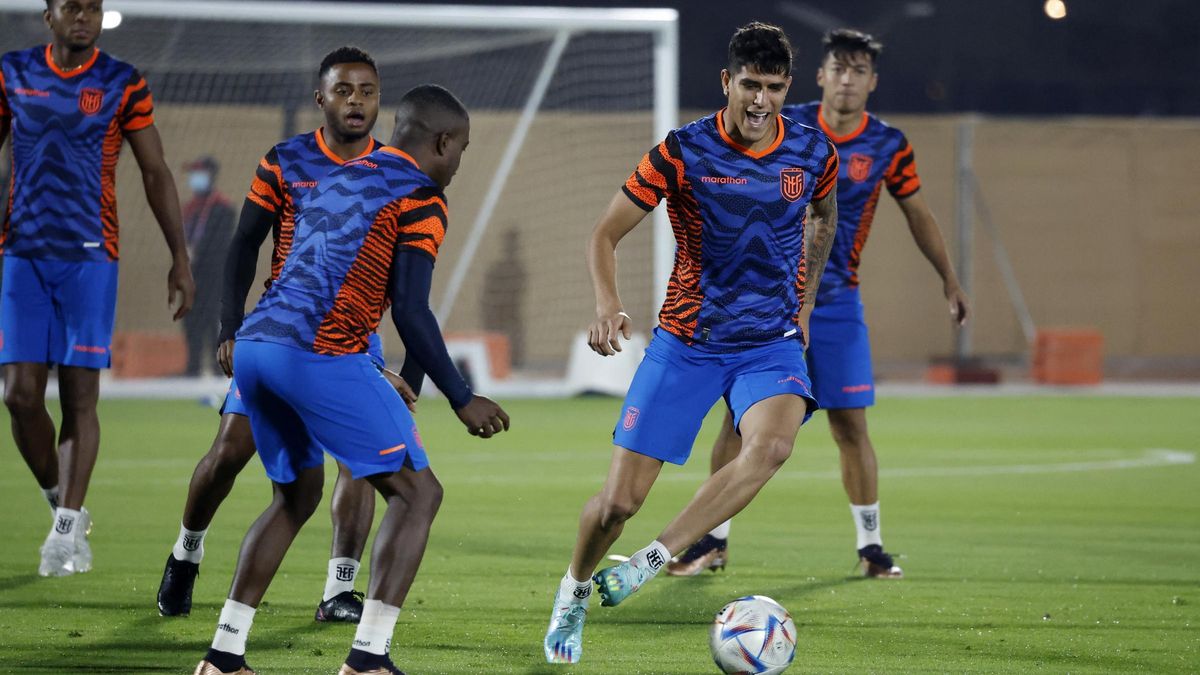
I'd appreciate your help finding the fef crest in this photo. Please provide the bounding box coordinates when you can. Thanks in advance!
[780,167,805,202]
[848,153,874,182]
[622,406,640,432]
[78,87,104,116]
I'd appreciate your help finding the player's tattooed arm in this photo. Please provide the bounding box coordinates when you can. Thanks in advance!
[803,185,838,308]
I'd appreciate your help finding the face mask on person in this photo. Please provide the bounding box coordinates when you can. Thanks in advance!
[188,171,212,193]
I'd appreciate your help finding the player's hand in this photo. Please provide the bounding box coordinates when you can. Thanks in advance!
[381,368,418,413]
[169,257,196,321]
[588,309,632,356]
[216,339,235,378]
[945,282,970,327]
[454,395,510,439]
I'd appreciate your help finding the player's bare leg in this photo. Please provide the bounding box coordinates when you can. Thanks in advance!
[159,414,256,616]
[317,462,375,623]
[668,409,739,576]
[35,366,100,576]
[337,466,442,674]
[3,363,58,501]
[594,395,807,607]
[828,407,900,578]
[197,465,324,674]
[544,447,662,663]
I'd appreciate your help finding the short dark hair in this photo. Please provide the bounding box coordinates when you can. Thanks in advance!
[822,28,883,66]
[727,22,792,77]
[318,46,377,81]
[397,84,469,124]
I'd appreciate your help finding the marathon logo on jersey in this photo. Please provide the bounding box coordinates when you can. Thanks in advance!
[848,153,874,182]
[621,406,640,432]
[700,175,749,185]
[335,564,355,582]
[182,535,202,552]
[78,87,104,116]
[780,167,805,202]
[55,515,75,535]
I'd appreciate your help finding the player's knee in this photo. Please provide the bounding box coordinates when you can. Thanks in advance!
[598,492,642,529]
[414,474,444,517]
[742,434,794,474]
[829,417,869,452]
[3,383,44,417]
[209,435,255,480]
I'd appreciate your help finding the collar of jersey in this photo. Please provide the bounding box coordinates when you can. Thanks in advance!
[716,108,784,159]
[816,104,869,143]
[315,127,377,165]
[378,146,420,169]
[44,44,99,79]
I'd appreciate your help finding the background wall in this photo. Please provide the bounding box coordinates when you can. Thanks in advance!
[109,107,1200,373]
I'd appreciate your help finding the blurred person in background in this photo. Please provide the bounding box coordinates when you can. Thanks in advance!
[180,156,234,377]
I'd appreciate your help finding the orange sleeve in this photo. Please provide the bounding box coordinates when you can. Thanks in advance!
[621,131,685,211]
[395,188,448,262]
[119,71,155,132]
[813,141,839,201]
[885,136,922,199]
[245,150,284,214]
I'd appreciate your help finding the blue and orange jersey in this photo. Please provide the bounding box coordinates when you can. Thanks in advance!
[624,109,838,349]
[783,102,921,300]
[238,146,446,357]
[0,45,154,262]
[243,128,378,288]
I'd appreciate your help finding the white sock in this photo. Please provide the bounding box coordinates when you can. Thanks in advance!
[352,599,400,656]
[324,557,360,601]
[557,568,592,605]
[630,540,671,579]
[48,508,81,545]
[42,486,60,514]
[173,524,208,564]
[211,599,256,655]
[709,520,731,540]
[851,502,883,550]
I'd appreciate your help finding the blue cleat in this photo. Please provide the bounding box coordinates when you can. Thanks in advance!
[594,561,652,607]
[543,601,588,663]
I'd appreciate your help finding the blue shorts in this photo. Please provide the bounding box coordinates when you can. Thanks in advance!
[807,287,874,409]
[0,256,119,369]
[219,332,383,418]
[232,339,428,483]
[613,328,817,465]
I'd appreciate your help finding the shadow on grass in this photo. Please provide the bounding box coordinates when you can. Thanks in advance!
[0,574,41,594]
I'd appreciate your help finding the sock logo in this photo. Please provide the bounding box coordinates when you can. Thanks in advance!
[646,549,665,570]
[861,512,878,531]
[217,623,240,635]
[182,535,202,552]
[573,585,591,599]
[55,516,74,535]
[336,564,356,582]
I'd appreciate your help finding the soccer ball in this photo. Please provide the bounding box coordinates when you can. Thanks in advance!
[709,595,797,674]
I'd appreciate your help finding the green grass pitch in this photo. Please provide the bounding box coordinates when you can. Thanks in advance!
[0,395,1197,673]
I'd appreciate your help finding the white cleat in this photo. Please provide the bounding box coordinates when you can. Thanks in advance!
[39,539,75,577]
[73,508,92,574]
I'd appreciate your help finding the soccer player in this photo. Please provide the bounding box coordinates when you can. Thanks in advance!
[0,0,195,577]
[156,47,400,624]
[668,29,970,579]
[542,23,838,665]
[193,84,508,675]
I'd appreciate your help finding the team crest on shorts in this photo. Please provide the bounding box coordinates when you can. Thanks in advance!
[78,87,104,116]
[848,153,874,182]
[621,406,640,432]
[780,167,805,202]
